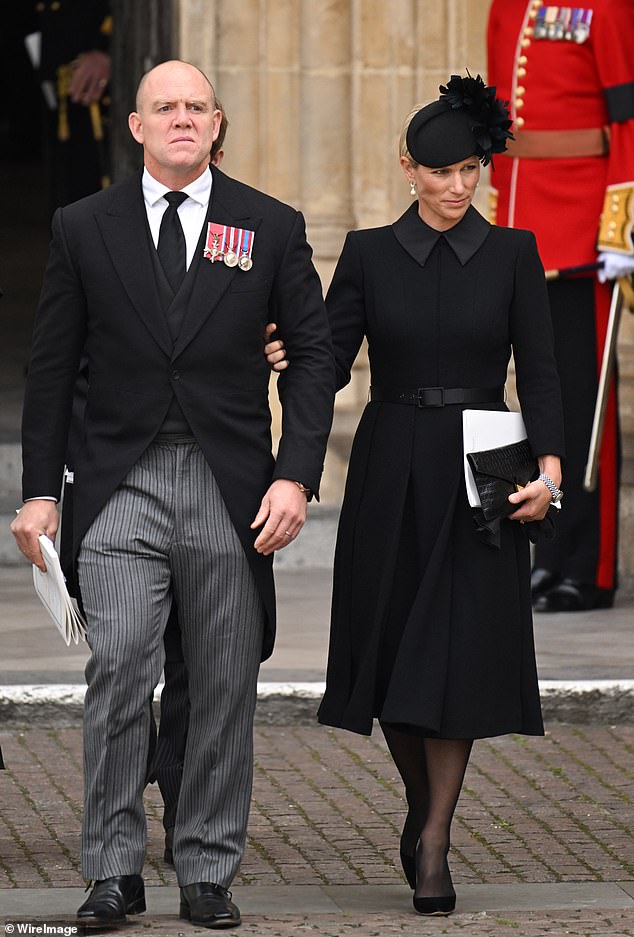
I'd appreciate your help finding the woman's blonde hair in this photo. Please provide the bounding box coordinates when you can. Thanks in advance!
[398,104,426,166]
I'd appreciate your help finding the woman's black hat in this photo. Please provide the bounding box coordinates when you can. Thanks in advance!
[406,73,513,168]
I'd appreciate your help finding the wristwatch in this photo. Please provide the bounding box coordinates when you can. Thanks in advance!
[538,472,563,504]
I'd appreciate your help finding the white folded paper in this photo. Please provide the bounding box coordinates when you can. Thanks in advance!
[32,535,87,646]
[462,409,528,508]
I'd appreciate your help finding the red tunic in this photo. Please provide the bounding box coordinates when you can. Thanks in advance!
[488,0,634,594]
[488,0,634,270]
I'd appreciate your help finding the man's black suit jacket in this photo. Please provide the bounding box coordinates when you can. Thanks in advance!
[21,166,335,659]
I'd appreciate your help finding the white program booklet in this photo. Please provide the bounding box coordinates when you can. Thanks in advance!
[32,535,87,646]
[462,409,528,508]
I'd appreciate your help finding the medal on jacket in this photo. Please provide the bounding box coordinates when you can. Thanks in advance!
[534,7,548,39]
[536,7,593,43]
[572,8,592,43]
[203,222,255,270]
[237,227,254,271]
[223,226,239,267]
[545,6,562,38]
[204,222,227,262]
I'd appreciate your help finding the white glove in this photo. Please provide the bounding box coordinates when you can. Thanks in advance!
[597,251,634,283]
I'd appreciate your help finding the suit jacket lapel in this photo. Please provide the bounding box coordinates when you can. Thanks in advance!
[95,172,173,357]
[173,167,262,359]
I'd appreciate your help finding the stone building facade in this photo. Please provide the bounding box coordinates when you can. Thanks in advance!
[175,0,634,580]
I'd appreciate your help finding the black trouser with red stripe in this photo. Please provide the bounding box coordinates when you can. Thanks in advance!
[533,277,620,594]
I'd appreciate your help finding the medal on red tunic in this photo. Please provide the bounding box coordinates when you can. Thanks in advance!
[572,8,592,43]
[538,7,594,43]
[561,7,573,40]
[534,7,548,39]
[545,6,561,39]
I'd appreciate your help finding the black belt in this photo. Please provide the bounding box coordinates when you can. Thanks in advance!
[370,385,504,408]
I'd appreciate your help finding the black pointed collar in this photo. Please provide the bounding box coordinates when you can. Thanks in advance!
[391,202,490,267]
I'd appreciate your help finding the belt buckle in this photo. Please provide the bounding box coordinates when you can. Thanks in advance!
[417,386,444,408]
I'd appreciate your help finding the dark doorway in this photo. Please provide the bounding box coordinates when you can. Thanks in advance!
[0,7,49,439]
[0,0,174,441]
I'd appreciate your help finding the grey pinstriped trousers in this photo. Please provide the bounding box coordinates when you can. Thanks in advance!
[77,438,264,887]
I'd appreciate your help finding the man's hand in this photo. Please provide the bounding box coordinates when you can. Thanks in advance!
[10,500,59,571]
[251,479,307,555]
[597,251,634,283]
[69,50,112,105]
[264,322,289,372]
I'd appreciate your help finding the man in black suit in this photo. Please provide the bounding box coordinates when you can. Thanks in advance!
[59,101,231,868]
[148,102,230,865]
[12,60,334,929]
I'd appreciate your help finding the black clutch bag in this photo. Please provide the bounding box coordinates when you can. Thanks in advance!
[466,439,539,522]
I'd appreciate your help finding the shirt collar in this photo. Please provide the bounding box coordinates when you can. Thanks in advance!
[142,165,212,208]
[391,202,490,267]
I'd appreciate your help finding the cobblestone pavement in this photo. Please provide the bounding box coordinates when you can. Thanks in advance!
[1,723,634,934]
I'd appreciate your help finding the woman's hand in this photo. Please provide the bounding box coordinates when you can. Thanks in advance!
[507,454,561,523]
[264,322,289,371]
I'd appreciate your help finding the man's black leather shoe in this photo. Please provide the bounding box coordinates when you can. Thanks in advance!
[534,578,614,613]
[530,567,559,602]
[164,827,174,866]
[77,874,145,926]
[180,882,241,929]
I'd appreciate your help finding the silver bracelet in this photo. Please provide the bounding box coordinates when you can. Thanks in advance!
[538,472,563,504]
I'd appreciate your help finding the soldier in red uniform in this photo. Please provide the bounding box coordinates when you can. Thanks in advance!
[487,0,634,611]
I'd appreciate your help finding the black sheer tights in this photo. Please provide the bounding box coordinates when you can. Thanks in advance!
[381,724,428,862]
[381,723,472,897]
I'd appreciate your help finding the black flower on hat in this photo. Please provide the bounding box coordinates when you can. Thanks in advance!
[439,73,514,166]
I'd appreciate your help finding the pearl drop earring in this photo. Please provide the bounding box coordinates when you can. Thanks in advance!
[409,178,417,197]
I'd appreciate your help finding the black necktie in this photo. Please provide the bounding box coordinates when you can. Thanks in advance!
[157,191,188,293]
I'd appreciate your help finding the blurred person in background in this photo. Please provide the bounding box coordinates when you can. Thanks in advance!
[488,0,634,612]
[26,0,112,211]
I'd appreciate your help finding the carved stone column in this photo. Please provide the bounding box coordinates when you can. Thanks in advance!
[299,0,354,263]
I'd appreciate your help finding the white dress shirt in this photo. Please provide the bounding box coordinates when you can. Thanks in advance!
[142,165,212,269]
[27,165,213,503]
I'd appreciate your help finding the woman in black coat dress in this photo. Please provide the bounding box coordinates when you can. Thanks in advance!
[268,76,564,916]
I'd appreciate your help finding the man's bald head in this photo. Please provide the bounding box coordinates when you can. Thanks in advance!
[135,60,216,113]
[128,59,222,189]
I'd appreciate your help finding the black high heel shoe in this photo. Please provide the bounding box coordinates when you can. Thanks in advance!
[413,891,456,916]
[400,849,416,890]
[399,809,418,889]
[412,842,456,916]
